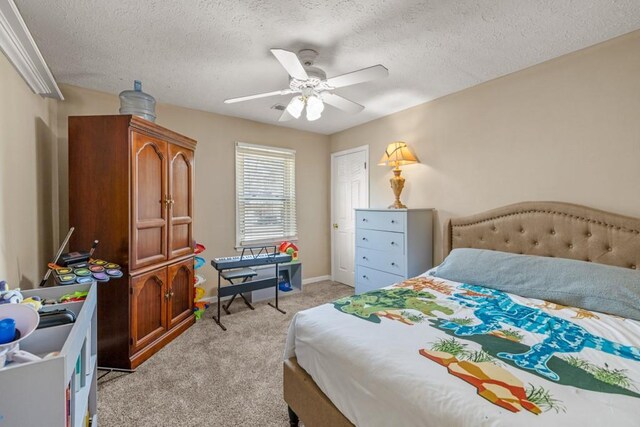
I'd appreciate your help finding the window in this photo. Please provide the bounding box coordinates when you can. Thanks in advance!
[235,142,297,247]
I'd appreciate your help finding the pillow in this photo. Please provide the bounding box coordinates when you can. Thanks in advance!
[432,248,640,321]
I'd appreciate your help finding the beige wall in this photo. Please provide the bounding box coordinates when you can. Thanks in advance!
[331,30,640,264]
[56,85,331,297]
[4,28,639,292]
[0,53,58,289]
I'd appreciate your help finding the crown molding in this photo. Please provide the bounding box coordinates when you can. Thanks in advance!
[0,0,63,99]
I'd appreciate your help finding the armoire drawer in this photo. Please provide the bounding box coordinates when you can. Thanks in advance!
[355,266,404,294]
[356,228,404,253]
[356,210,405,232]
[356,247,406,276]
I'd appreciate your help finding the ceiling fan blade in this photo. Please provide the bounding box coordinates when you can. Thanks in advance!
[321,92,365,114]
[224,89,292,104]
[271,49,309,80]
[326,64,388,89]
[278,108,294,122]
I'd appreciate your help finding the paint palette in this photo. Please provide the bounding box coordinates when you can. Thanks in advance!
[53,258,123,285]
[57,274,77,285]
[76,276,94,284]
[106,269,123,278]
[92,272,109,282]
[74,268,92,277]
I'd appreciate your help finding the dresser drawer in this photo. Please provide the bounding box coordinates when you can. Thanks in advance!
[356,229,404,253]
[356,247,406,276]
[356,210,405,232]
[355,266,404,294]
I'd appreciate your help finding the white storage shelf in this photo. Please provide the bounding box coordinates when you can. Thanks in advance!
[0,283,98,427]
[250,262,303,303]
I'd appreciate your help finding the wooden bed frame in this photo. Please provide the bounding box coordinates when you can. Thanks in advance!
[283,201,640,426]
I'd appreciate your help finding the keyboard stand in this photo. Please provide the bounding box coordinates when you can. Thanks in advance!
[221,268,256,315]
[211,247,290,331]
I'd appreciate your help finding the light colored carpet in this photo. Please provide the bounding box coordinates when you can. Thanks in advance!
[98,281,353,426]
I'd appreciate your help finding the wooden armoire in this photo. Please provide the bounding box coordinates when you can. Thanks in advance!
[68,115,196,369]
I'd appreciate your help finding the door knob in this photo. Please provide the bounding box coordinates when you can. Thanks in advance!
[333,223,338,229]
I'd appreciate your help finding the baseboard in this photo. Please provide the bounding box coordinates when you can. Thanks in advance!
[302,275,331,285]
[201,295,227,304]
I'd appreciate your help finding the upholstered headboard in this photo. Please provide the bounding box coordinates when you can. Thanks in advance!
[444,201,640,270]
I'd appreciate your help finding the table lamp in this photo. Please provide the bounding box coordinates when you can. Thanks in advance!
[378,141,419,209]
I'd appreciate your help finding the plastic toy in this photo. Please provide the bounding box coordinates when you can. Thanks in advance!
[194,256,205,269]
[192,243,209,320]
[278,241,299,262]
[0,281,24,305]
[59,291,89,303]
[21,296,42,311]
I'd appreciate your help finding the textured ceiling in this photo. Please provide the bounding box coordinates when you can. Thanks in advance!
[15,1,640,134]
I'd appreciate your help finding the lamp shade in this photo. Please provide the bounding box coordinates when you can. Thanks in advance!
[286,96,305,119]
[306,95,324,121]
[378,141,419,168]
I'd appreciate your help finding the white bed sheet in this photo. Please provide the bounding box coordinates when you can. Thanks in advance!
[284,274,640,427]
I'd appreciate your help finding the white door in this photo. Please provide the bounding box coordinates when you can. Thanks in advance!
[331,146,369,286]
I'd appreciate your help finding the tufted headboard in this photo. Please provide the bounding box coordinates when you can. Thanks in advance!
[444,201,640,270]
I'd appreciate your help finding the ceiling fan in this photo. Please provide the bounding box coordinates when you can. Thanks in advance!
[224,49,388,122]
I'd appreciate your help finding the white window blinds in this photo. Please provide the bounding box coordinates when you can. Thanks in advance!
[235,142,297,246]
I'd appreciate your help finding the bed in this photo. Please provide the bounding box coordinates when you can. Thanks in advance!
[283,201,640,426]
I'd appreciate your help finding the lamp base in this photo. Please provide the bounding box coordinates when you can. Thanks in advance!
[388,201,407,209]
[388,168,407,209]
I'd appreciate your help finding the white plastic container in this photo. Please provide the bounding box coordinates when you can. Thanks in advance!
[119,80,156,122]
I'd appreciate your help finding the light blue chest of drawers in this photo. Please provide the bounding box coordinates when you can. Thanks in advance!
[355,208,433,294]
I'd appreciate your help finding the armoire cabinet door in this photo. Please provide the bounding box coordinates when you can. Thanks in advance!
[167,258,194,328]
[130,268,168,354]
[167,144,194,259]
[131,132,168,270]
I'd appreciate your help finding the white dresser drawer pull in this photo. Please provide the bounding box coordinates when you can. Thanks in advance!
[362,218,368,222]
[362,237,368,241]
[390,241,396,245]
[391,220,396,224]
[391,262,396,266]
[362,275,368,279]
[362,256,368,260]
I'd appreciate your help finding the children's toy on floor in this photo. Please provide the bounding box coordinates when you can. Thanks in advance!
[193,243,209,320]
[278,270,293,292]
[278,241,299,262]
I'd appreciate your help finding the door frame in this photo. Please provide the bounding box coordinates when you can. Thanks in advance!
[330,145,370,283]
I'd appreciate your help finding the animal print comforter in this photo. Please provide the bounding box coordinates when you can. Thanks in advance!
[284,274,640,426]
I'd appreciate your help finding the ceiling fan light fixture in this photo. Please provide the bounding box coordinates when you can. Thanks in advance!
[306,109,321,121]
[286,96,305,119]
[306,95,324,121]
[224,49,389,123]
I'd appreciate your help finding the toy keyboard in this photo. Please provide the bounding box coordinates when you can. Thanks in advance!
[211,253,291,270]
[211,245,291,270]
